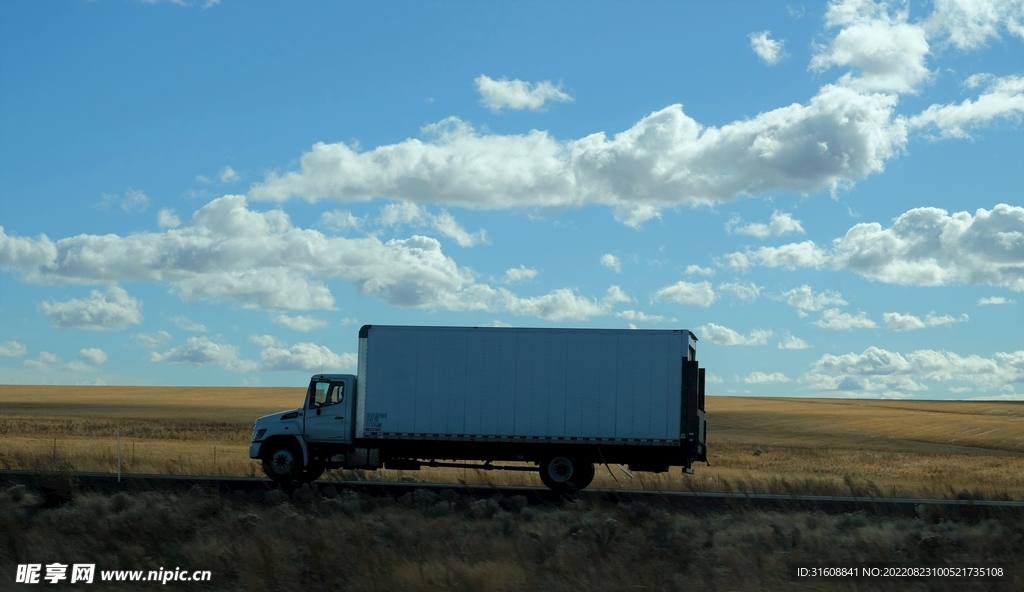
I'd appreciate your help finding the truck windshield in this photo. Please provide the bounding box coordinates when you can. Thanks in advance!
[311,381,344,407]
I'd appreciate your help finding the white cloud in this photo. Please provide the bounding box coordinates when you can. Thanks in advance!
[698,323,772,346]
[319,210,365,232]
[132,330,171,348]
[831,204,1024,291]
[722,252,750,272]
[811,0,932,93]
[78,348,108,365]
[728,211,805,238]
[502,285,630,321]
[882,311,926,331]
[970,393,1024,401]
[883,311,969,331]
[219,166,240,183]
[171,315,208,332]
[0,341,27,357]
[745,371,791,384]
[908,74,1024,139]
[719,281,762,302]
[247,83,908,226]
[24,351,62,372]
[780,285,848,311]
[38,351,60,364]
[741,204,1024,292]
[134,0,189,6]
[39,286,143,330]
[600,254,621,273]
[615,310,677,324]
[100,188,150,212]
[249,334,278,347]
[503,265,537,284]
[978,296,1016,305]
[124,189,149,211]
[652,281,717,307]
[814,308,876,330]
[746,241,829,269]
[803,346,1024,394]
[925,0,1024,50]
[489,320,513,328]
[158,209,181,229]
[173,268,337,311]
[22,348,104,370]
[0,196,503,313]
[273,314,328,332]
[685,264,715,277]
[923,313,970,327]
[749,30,786,64]
[379,202,488,247]
[431,211,489,247]
[475,75,573,111]
[151,336,258,372]
[258,342,357,372]
[379,201,425,226]
[778,334,811,349]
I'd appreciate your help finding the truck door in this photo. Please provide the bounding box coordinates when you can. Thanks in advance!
[304,378,352,443]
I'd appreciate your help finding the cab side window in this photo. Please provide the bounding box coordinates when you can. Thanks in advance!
[312,382,331,407]
[311,381,344,407]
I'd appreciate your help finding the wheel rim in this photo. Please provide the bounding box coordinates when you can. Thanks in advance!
[546,457,574,483]
[270,449,296,475]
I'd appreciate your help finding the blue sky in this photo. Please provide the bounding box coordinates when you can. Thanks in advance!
[0,0,1021,398]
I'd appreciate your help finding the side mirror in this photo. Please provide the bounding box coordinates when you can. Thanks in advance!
[316,408,322,416]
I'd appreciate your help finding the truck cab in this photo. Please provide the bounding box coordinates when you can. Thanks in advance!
[249,373,356,483]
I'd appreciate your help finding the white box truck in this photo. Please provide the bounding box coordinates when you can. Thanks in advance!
[249,325,707,491]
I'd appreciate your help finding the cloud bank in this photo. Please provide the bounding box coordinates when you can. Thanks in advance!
[803,345,1024,395]
[737,204,1024,291]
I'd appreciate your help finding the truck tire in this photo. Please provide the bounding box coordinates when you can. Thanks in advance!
[261,441,301,484]
[570,461,595,490]
[539,456,577,492]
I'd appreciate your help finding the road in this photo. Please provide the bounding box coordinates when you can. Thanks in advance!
[2,470,1022,518]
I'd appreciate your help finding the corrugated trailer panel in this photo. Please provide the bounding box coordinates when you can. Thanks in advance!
[362,326,685,441]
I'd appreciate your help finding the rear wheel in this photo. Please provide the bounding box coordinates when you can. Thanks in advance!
[539,456,577,493]
[570,461,595,490]
[261,442,301,484]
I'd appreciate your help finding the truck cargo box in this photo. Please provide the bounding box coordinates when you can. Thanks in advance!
[357,325,695,444]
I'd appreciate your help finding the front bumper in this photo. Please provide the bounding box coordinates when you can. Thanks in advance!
[249,442,262,459]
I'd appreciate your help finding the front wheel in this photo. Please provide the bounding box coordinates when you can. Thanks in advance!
[262,442,301,484]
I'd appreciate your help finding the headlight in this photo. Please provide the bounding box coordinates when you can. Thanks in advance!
[252,428,267,442]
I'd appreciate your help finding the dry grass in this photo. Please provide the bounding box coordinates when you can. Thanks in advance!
[2,484,1021,592]
[2,386,1023,499]
[0,384,303,422]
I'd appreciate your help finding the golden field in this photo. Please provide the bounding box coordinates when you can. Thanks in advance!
[1,385,1022,499]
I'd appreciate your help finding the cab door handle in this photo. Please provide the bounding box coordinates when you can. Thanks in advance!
[335,416,344,420]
